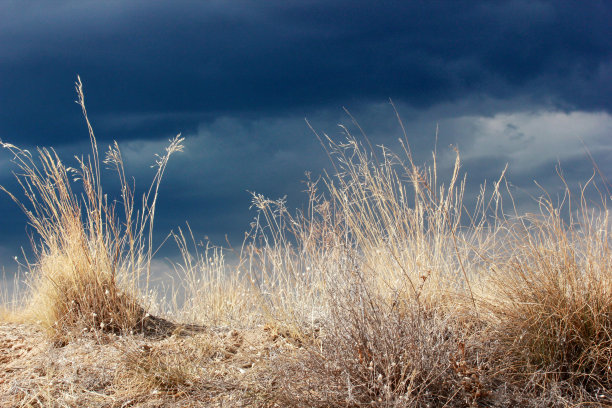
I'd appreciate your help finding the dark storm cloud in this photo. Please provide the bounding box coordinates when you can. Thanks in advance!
[1,0,611,146]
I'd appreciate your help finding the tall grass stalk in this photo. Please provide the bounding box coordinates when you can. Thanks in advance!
[0,77,183,338]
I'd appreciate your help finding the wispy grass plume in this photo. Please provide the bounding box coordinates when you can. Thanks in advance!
[0,77,183,340]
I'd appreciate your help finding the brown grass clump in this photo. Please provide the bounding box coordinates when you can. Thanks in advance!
[241,116,611,406]
[278,288,485,406]
[241,120,499,406]
[483,196,612,394]
[0,77,183,341]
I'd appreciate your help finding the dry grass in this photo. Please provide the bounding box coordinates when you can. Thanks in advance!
[483,198,612,393]
[1,81,611,406]
[0,77,184,341]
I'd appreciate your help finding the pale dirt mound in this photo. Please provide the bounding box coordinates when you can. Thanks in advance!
[0,322,305,407]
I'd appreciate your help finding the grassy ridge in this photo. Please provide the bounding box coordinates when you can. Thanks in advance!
[1,81,611,406]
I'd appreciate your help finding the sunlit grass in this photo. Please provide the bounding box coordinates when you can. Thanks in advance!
[0,78,184,341]
[1,80,610,406]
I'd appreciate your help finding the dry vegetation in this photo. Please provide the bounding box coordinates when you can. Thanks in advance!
[1,80,611,407]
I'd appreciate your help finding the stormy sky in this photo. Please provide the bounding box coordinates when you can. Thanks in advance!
[1,1,611,281]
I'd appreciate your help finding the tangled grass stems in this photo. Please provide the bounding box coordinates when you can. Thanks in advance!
[0,77,184,340]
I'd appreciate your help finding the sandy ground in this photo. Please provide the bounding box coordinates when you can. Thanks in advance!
[0,322,303,407]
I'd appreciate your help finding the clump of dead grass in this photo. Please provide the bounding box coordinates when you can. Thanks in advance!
[240,115,610,406]
[239,119,500,406]
[483,193,612,394]
[0,77,183,340]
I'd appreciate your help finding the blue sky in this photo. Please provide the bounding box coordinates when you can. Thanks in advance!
[1,1,611,278]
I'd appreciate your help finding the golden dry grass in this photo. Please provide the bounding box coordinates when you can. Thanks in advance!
[1,80,611,406]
